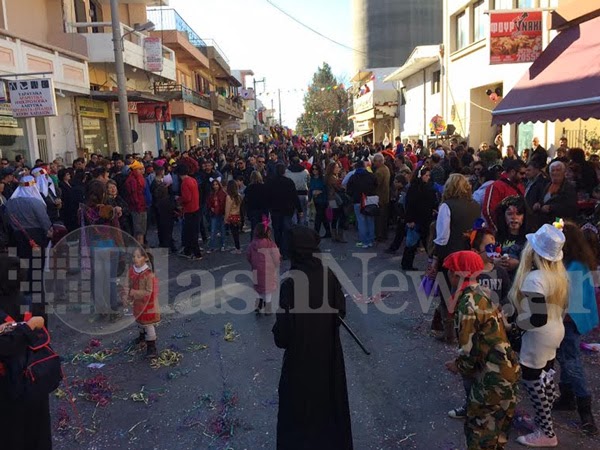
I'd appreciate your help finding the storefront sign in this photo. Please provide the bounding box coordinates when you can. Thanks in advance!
[197,127,210,138]
[113,102,138,114]
[8,78,57,117]
[0,103,18,128]
[144,37,163,72]
[490,11,543,65]
[77,98,109,118]
[137,102,171,123]
[354,120,371,133]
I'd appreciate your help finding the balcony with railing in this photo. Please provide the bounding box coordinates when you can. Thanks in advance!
[210,93,244,119]
[69,22,176,81]
[147,8,206,50]
[155,83,211,109]
[154,83,213,120]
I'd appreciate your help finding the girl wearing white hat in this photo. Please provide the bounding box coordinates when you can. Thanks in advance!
[509,222,568,447]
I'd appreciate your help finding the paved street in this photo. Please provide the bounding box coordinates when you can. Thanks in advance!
[49,230,600,450]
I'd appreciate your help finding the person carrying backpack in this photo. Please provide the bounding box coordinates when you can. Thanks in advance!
[0,255,53,450]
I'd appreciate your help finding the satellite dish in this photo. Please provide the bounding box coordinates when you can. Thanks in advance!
[131,130,139,143]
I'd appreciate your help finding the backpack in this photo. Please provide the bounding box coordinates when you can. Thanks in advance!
[0,312,62,400]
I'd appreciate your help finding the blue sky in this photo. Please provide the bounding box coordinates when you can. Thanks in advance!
[169,0,354,128]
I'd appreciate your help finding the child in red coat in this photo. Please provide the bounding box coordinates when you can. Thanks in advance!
[120,248,160,358]
[246,222,280,315]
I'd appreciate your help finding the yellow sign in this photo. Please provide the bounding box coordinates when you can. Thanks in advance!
[198,127,210,138]
[77,98,109,118]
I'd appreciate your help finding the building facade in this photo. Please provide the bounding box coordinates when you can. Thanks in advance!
[442,0,561,152]
[148,7,243,149]
[384,45,442,144]
[350,68,399,143]
[352,0,443,70]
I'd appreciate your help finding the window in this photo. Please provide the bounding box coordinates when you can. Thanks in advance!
[473,1,485,42]
[432,71,441,95]
[456,11,469,50]
[518,0,536,8]
[495,0,514,9]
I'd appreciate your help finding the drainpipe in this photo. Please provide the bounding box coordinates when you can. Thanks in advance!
[423,69,427,141]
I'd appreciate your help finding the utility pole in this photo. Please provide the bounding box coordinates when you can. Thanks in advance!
[278,88,282,126]
[110,0,132,154]
[253,77,265,143]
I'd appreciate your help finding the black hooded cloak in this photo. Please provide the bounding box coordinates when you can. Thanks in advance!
[272,226,353,450]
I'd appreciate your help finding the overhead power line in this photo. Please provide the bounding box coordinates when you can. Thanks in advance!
[265,0,367,55]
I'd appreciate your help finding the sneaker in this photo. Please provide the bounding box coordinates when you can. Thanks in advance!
[448,406,467,419]
[220,246,226,252]
[190,254,203,261]
[356,242,365,248]
[230,249,242,254]
[516,430,558,447]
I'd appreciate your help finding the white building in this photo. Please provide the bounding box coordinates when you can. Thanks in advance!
[384,45,442,144]
[350,68,399,143]
[441,0,561,153]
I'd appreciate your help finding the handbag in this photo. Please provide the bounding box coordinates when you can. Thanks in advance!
[1,325,63,400]
[405,226,420,247]
[325,207,334,222]
[360,194,380,217]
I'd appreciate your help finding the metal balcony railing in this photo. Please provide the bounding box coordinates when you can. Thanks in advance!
[154,83,211,110]
[147,8,206,50]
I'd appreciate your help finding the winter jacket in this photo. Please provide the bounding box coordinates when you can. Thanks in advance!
[346,168,377,204]
[266,175,301,216]
[247,238,280,295]
[285,164,310,194]
[482,174,525,231]
[208,189,227,216]
[374,164,391,204]
[180,176,200,214]
[404,182,438,228]
[125,172,147,213]
[309,177,328,205]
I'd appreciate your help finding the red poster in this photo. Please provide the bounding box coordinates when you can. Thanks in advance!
[137,102,171,123]
[490,11,543,65]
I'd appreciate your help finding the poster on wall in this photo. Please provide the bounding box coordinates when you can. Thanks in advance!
[144,37,163,72]
[137,102,171,123]
[8,78,57,117]
[490,11,543,65]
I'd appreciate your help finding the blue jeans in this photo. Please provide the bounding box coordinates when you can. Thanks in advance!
[293,195,309,226]
[271,212,293,258]
[353,204,374,246]
[210,215,225,250]
[557,320,590,398]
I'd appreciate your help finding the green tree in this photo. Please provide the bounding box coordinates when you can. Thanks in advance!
[296,62,350,137]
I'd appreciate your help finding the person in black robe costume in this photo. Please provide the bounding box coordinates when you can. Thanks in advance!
[272,226,353,450]
[0,255,52,450]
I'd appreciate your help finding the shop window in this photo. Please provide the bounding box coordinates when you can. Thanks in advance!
[0,105,30,163]
[432,71,441,95]
[473,1,486,42]
[455,11,469,50]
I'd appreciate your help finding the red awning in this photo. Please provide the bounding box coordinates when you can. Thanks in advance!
[492,15,600,125]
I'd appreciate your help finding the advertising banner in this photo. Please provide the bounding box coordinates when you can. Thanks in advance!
[137,102,171,123]
[8,78,57,117]
[144,37,163,72]
[490,11,543,65]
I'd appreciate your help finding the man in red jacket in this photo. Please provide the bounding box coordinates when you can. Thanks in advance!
[177,164,202,259]
[125,160,147,244]
[482,159,526,231]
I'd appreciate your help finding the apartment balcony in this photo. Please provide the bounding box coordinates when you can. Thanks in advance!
[0,30,89,94]
[154,83,213,121]
[210,92,244,120]
[70,22,176,81]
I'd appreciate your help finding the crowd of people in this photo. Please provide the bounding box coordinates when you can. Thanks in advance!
[1,133,600,449]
